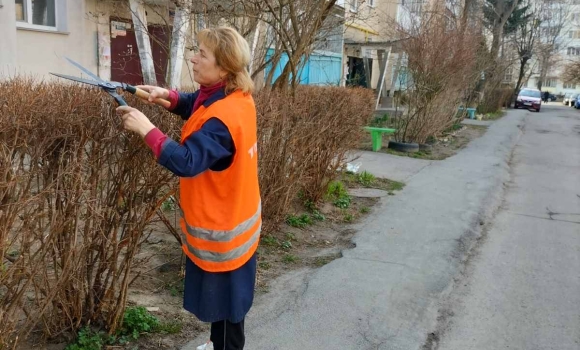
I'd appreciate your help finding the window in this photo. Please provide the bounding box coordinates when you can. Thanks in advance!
[519,89,542,98]
[544,78,557,87]
[569,30,580,39]
[15,0,66,31]
[564,82,576,89]
[503,67,513,83]
[350,0,359,12]
[408,0,423,15]
[368,0,376,6]
[567,47,580,56]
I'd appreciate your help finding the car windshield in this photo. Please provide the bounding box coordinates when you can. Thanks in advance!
[565,93,573,97]
[519,90,541,98]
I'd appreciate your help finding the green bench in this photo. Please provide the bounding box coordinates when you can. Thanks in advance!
[364,126,396,152]
[458,107,476,119]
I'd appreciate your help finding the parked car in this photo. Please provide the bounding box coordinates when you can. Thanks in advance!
[515,88,542,112]
[548,93,557,102]
[563,92,574,105]
[570,93,580,107]
[574,97,580,109]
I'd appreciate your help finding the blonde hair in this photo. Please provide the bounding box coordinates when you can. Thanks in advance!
[197,27,254,94]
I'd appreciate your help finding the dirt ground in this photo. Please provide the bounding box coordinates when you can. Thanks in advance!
[32,174,402,350]
[120,175,403,349]
[361,124,488,160]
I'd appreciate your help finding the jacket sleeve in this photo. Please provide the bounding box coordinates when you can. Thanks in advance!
[156,117,235,177]
[168,90,199,121]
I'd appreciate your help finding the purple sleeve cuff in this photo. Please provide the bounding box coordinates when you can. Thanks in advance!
[144,128,168,158]
[168,90,179,110]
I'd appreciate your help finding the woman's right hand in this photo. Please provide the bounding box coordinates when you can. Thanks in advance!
[136,85,170,104]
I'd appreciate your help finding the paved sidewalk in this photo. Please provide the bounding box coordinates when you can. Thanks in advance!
[183,110,526,350]
[346,150,433,183]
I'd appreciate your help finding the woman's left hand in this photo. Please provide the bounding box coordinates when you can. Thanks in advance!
[116,106,156,138]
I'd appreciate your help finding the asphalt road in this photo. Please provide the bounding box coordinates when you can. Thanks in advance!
[183,105,579,350]
[437,104,580,350]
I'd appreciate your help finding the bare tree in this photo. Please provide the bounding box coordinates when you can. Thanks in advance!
[534,0,570,90]
[510,0,541,95]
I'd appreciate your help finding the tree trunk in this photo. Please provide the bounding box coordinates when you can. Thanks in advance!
[167,6,189,89]
[514,57,529,99]
[129,0,157,85]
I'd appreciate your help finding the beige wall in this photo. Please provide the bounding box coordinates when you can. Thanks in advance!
[4,0,195,89]
[0,1,19,72]
[343,0,399,90]
[15,0,97,80]
[344,0,399,43]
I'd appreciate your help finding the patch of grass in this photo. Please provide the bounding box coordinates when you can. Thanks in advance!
[360,206,370,214]
[311,210,325,221]
[370,113,391,128]
[357,171,376,187]
[166,280,184,297]
[67,307,178,349]
[155,321,183,335]
[343,213,355,223]
[261,235,278,247]
[388,180,405,191]
[326,180,352,209]
[333,196,351,209]
[286,214,312,228]
[314,256,336,267]
[259,261,271,270]
[483,110,505,120]
[118,306,160,341]
[66,327,105,350]
[326,180,349,199]
[160,196,177,211]
[283,254,299,264]
[303,199,317,212]
[280,240,293,250]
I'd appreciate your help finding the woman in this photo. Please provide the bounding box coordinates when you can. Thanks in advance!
[116,27,261,350]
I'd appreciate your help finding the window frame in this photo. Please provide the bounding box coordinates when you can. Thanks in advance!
[544,78,557,88]
[350,0,359,12]
[16,0,67,32]
[368,0,376,7]
[563,82,576,89]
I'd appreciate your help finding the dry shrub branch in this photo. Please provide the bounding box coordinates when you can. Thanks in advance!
[256,85,373,229]
[394,8,482,144]
[0,79,372,347]
[0,78,182,348]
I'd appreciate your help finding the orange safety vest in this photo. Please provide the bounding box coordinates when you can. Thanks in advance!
[179,90,261,273]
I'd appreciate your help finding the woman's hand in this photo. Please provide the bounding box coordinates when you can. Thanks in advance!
[136,85,170,104]
[116,106,156,138]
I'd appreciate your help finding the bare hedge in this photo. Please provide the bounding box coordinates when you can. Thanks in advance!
[0,79,372,347]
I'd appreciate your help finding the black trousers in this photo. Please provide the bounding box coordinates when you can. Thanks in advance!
[210,319,245,350]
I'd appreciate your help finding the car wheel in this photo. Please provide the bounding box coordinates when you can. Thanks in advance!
[536,108,540,112]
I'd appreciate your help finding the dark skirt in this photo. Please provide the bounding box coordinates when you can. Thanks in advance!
[183,253,257,323]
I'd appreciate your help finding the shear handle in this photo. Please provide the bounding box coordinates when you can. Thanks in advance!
[124,85,172,109]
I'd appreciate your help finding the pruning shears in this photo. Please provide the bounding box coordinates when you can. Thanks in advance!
[50,57,171,108]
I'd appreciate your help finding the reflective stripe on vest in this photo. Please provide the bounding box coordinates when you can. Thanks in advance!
[183,222,261,263]
[181,202,262,242]
[180,203,261,263]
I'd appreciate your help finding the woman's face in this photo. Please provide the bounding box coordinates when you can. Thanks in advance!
[190,43,227,87]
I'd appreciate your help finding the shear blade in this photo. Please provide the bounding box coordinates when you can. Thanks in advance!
[65,56,105,83]
[49,72,102,87]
